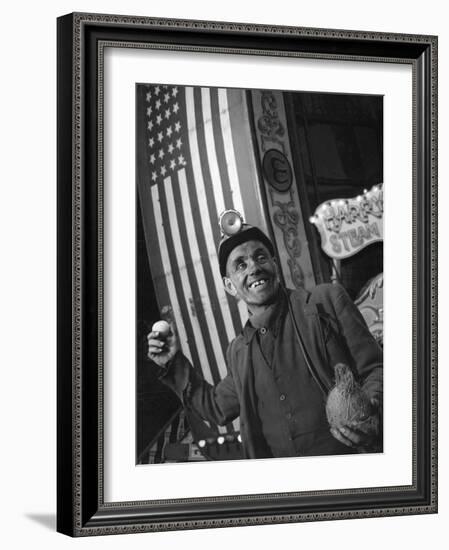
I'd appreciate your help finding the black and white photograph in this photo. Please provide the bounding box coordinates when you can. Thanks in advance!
[53,7,437,539]
[0,0,444,546]
[136,84,384,465]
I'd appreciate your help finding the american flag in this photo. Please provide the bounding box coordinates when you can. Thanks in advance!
[137,83,268,435]
[145,85,187,185]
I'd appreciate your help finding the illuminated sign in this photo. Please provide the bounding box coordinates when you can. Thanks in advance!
[309,184,383,260]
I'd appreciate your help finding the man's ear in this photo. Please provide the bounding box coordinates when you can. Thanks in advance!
[223,276,237,297]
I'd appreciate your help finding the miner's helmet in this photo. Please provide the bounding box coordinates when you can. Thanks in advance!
[218,210,275,277]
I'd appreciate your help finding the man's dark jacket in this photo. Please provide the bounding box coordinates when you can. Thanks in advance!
[161,283,383,459]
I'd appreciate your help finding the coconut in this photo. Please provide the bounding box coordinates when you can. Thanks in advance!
[326,363,378,435]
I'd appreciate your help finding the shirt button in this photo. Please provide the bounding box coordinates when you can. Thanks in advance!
[280,394,286,401]
[260,327,267,335]
[286,412,292,419]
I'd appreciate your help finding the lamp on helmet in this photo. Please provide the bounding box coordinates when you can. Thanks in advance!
[218,210,275,277]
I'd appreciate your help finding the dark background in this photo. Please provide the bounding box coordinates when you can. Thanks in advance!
[284,91,383,299]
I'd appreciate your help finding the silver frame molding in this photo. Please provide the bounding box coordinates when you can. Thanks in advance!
[57,12,437,536]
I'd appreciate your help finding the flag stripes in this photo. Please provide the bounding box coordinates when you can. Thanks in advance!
[214,89,253,326]
[189,88,247,330]
[227,89,268,234]
[207,89,234,212]
[164,168,236,432]
[166,171,222,384]
[177,169,229,380]
[184,88,244,336]
[181,161,233,356]
[139,84,262,437]
[216,89,246,217]
[151,184,199,368]
[198,88,230,213]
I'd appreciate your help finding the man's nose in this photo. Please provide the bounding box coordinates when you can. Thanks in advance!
[248,258,261,275]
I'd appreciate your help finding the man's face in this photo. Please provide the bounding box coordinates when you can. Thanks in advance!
[223,240,279,307]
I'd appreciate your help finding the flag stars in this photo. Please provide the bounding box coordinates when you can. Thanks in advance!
[145,85,186,178]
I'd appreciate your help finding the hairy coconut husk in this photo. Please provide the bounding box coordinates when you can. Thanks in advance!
[326,363,378,435]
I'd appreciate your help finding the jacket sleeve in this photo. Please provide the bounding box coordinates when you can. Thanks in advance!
[327,284,383,406]
[158,350,240,426]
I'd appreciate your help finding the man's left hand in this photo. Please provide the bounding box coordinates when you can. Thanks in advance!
[330,413,380,451]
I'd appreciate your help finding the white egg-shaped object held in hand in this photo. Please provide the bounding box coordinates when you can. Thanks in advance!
[152,320,170,337]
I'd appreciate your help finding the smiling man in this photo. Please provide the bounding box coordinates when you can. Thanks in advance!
[147,211,383,459]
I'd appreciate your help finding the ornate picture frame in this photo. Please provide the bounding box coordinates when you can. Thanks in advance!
[57,12,437,536]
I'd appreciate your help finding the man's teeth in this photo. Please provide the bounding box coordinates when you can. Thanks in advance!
[249,279,267,289]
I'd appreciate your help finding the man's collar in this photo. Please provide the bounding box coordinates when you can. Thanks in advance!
[241,290,287,344]
[242,321,258,345]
